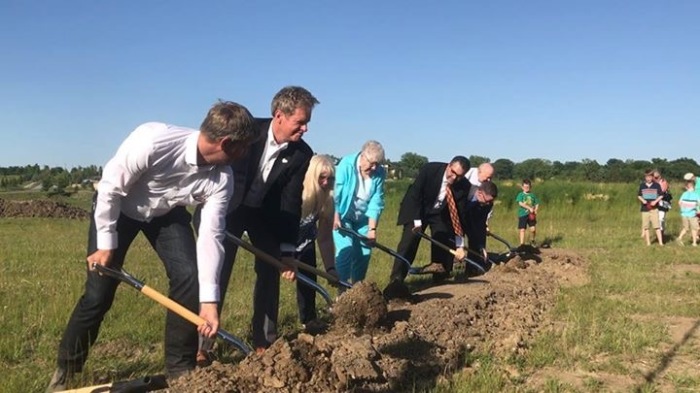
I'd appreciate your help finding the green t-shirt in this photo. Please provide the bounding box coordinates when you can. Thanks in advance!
[516,191,540,217]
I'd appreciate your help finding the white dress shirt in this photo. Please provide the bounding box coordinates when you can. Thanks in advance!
[465,167,481,201]
[243,124,288,208]
[95,122,233,302]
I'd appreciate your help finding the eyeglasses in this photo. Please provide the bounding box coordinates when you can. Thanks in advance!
[319,174,335,182]
[448,167,465,179]
[363,153,380,168]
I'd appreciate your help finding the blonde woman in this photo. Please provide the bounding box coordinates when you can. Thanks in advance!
[296,155,337,325]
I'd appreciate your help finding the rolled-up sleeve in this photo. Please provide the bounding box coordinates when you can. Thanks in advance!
[196,171,233,302]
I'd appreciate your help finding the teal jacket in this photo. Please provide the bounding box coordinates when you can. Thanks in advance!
[334,152,386,221]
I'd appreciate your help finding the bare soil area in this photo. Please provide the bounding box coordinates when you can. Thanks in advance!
[0,197,89,219]
[165,248,588,392]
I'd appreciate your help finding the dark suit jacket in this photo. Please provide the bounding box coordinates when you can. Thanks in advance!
[396,162,470,228]
[230,118,313,245]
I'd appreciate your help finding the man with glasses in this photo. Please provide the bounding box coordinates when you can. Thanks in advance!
[464,180,498,273]
[383,156,471,299]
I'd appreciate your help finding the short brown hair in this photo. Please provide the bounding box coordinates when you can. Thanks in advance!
[200,100,257,143]
[271,86,319,116]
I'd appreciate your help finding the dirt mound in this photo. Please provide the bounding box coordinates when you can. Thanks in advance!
[332,281,387,331]
[165,248,588,392]
[0,198,89,219]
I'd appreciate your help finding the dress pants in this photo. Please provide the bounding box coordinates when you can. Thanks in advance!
[57,206,199,375]
[389,209,455,282]
[295,244,318,324]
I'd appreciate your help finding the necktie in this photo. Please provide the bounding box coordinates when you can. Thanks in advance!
[445,186,463,236]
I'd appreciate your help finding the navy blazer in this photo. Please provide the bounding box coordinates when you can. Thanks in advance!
[230,118,313,245]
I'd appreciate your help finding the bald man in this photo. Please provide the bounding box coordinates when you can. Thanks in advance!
[465,163,494,201]
[464,163,495,269]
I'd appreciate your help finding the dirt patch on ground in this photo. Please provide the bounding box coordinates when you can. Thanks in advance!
[0,197,89,219]
[164,248,587,392]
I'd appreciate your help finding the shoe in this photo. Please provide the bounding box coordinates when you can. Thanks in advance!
[196,350,214,368]
[420,263,446,274]
[382,279,411,300]
[432,272,449,284]
[303,319,328,334]
[46,368,72,393]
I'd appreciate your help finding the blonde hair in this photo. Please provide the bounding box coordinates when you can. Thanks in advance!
[301,155,335,220]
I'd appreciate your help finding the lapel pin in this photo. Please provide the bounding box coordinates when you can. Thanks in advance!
[282,158,289,164]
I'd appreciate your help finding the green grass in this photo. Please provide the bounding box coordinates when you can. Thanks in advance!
[3,181,700,392]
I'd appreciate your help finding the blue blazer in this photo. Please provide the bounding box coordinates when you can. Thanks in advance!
[334,152,385,221]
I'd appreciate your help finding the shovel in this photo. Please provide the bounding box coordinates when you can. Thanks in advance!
[487,231,518,258]
[92,264,252,355]
[335,226,412,269]
[57,374,168,393]
[412,230,486,274]
[225,231,351,290]
[223,232,337,308]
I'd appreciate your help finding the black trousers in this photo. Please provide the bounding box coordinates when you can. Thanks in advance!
[389,209,455,282]
[295,244,318,324]
[57,206,199,375]
[465,203,490,265]
[208,206,282,349]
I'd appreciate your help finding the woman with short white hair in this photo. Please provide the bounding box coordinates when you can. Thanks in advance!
[332,140,386,284]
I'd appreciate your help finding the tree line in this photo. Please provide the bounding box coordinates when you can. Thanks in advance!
[0,164,102,192]
[1,156,699,193]
[389,154,700,183]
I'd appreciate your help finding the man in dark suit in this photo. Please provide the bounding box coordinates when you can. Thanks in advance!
[199,86,318,354]
[383,156,470,299]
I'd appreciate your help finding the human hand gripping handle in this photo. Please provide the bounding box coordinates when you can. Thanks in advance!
[92,264,252,354]
[198,302,219,338]
[280,256,297,281]
[86,249,113,270]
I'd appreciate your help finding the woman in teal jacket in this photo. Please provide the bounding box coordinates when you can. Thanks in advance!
[332,140,386,284]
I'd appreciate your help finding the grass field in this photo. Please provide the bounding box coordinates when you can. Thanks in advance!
[3,180,700,392]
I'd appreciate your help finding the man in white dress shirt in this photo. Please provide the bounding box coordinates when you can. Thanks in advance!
[47,101,258,392]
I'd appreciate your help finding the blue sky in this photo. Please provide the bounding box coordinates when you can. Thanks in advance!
[1,1,698,168]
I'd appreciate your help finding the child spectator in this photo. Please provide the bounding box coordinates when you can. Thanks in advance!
[677,180,700,246]
[516,179,540,246]
[653,169,672,236]
[638,169,664,246]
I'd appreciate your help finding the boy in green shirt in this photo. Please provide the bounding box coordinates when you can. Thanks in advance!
[516,179,540,246]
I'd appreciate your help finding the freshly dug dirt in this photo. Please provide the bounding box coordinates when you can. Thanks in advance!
[165,248,588,392]
[0,197,89,219]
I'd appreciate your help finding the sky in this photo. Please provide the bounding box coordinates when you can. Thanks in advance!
[1,1,698,168]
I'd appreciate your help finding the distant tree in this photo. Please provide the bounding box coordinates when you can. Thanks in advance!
[513,158,552,181]
[667,157,700,180]
[578,159,603,181]
[468,155,490,167]
[398,152,428,178]
[492,158,514,180]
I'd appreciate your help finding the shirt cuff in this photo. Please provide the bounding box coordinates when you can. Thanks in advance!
[455,236,464,248]
[199,283,219,303]
[413,219,422,227]
[97,231,118,250]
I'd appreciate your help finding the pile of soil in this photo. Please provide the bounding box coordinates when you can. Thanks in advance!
[0,198,89,219]
[166,248,587,392]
